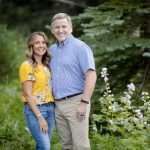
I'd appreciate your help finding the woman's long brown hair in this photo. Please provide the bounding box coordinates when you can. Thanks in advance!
[26,31,51,69]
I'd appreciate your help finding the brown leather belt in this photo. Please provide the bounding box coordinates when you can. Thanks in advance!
[24,102,54,106]
[55,93,82,101]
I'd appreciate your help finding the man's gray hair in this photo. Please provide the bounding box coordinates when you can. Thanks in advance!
[51,13,72,26]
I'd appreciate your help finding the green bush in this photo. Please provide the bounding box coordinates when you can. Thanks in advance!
[91,68,150,149]
[0,80,61,149]
[0,25,25,82]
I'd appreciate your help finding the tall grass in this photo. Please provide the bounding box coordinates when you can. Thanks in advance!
[0,80,60,150]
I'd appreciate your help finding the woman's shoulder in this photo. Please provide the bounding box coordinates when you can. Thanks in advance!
[20,60,33,70]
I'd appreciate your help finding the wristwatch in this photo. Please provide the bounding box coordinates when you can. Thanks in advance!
[81,99,89,104]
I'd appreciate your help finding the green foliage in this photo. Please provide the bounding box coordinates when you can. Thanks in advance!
[0,80,61,150]
[0,80,34,149]
[91,132,150,150]
[75,0,150,94]
[0,25,25,82]
[0,77,149,149]
[0,0,100,35]
[91,68,150,149]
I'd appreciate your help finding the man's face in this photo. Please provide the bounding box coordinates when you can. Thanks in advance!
[51,18,72,44]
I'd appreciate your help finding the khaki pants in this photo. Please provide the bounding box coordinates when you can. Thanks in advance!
[55,94,91,150]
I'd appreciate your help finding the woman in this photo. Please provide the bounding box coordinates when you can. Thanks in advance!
[19,31,55,150]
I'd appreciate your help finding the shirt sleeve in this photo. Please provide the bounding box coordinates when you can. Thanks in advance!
[77,43,95,74]
[19,62,35,83]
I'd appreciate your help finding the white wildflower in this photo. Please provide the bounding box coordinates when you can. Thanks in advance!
[108,90,112,93]
[104,77,108,82]
[135,109,141,114]
[25,127,30,132]
[142,92,148,96]
[139,114,143,119]
[101,68,108,78]
[127,83,135,91]
[102,67,107,72]
[92,124,97,131]
[109,119,113,124]
[133,117,139,122]
[126,94,131,100]
[126,99,131,105]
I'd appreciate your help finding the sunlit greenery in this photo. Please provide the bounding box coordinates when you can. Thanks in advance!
[75,0,150,95]
[0,25,25,82]
[0,80,61,150]
[0,0,150,149]
[91,68,150,149]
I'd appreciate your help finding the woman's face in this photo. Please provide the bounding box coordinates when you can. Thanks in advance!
[32,35,47,57]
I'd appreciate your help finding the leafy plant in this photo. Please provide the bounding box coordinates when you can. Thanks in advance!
[75,0,150,94]
[91,68,150,148]
[0,80,60,150]
[0,25,25,82]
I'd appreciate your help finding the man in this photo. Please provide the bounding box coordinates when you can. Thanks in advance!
[50,13,97,150]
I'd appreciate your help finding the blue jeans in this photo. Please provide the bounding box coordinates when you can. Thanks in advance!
[24,102,55,150]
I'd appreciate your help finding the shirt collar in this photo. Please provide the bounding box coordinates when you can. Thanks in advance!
[56,34,73,47]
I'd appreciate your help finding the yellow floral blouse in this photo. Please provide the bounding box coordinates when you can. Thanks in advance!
[19,61,54,104]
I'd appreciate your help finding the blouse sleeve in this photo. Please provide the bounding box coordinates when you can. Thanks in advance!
[19,62,35,83]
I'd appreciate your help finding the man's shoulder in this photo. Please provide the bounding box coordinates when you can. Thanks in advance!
[50,43,57,53]
[72,36,82,43]
[72,37,91,52]
[71,36,87,47]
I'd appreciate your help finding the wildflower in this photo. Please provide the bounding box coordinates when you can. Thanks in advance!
[127,83,135,91]
[25,127,30,132]
[101,68,108,78]
[142,92,148,96]
[135,109,141,114]
[133,117,139,122]
[135,109,143,118]
[148,107,150,113]
[126,94,131,100]
[141,91,150,102]
[92,123,97,131]
[108,90,112,93]
[102,67,107,72]
[139,113,143,119]
[109,119,113,124]
[104,77,108,82]
[108,105,116,112]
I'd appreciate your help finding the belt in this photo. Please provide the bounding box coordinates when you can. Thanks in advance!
[55,93,82,101]
[24,102,54,106]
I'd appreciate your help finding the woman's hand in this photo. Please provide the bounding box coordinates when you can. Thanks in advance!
[38,117,48,134]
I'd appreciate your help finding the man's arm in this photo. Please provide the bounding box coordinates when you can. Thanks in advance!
[82,69,97,102]
[76,69,97,121]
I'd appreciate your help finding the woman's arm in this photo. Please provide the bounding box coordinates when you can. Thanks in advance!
[22,81,48,134]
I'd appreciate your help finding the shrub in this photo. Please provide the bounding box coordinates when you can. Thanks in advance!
[0,25,24,82]
[91,68,150,148]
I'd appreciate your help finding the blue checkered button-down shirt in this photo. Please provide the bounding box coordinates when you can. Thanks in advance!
[50,35,95,99]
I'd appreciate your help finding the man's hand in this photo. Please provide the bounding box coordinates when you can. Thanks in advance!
[76,102,88,121]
